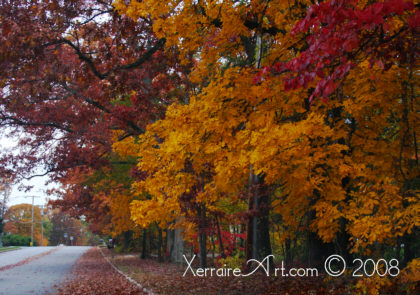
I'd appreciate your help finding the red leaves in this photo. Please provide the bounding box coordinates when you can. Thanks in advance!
[263,0,418,103]
[408,10,420,29]
[57,248,144,295]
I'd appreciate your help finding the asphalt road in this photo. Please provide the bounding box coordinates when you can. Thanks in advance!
[0,246,56,268]
[0,246,90,295]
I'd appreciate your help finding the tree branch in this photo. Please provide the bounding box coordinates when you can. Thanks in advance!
[60,82,145,134]
[0,114,73,133]
[59,38,166,80]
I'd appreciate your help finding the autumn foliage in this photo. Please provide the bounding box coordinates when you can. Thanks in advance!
[0,0,419,294]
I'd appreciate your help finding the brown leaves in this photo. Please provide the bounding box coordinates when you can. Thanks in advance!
[57,247,145,295]
[104,252,343,295]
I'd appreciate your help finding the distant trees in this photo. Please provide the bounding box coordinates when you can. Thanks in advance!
[3,204,43,245]
[48,210,86,246]
[3,204,91,246]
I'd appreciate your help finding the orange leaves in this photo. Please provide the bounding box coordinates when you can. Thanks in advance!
[111,2,420,281]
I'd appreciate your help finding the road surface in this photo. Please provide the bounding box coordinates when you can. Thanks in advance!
[0,246,90,295]
[0,246,56,268]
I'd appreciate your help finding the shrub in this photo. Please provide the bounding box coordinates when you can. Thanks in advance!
[2,233,38,246]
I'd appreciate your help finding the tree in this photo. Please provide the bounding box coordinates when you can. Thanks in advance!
[0,0,186,183]
[0,1,189,245]
[4,203,42,245]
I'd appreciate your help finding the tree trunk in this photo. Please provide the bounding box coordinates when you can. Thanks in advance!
[216,216,226,258]
[245,170,255,264]
[246,170,273,271]
[141,228,147,259]
[164,229,168,262]
[402,230,418,267]
[149,227,153,257]
[334,218,352,263]
[167,229,175,262]
[211,235,215,265]
[198,204,207,268]
[123,230,132,252]
[256,184,272,260]
[285,238,292,264]
[157,225,163,262]
[306,210,334,267]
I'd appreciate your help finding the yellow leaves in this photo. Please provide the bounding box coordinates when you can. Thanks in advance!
[312,200,342,242]
[355,275,392,295]
[112,0,420,268]
[111,132,139,158]
[400,258,420,287]
[130,197,180,229]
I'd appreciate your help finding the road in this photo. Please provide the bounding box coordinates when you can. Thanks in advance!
[0,246,90,295]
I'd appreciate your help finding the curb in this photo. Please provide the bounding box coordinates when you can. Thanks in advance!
[98,247,155,295]
[0,247,21,254]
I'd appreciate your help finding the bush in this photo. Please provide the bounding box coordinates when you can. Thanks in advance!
[2,233,38,246]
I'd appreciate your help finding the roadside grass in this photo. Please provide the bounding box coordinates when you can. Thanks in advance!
[0,246,21,253]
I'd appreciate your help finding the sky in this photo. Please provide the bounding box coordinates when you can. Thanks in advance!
[1,133,56,208]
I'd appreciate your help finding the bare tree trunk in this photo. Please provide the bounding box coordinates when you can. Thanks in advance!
[141,228,147,259]
[167,229,175,262]
[198,204,207,268]
[157,224,163,262]
[285,238,291,264]
[245,170,255,264]
[256,182,272,262]
[306,209,334,267]
[123,231,132,252]
[164,229,168,262]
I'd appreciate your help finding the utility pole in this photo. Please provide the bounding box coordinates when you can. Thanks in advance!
[31,196,34,246]
[22,196,40,247]
[40,205,43,247]
[0,180,11,247]
[1,184,8,217]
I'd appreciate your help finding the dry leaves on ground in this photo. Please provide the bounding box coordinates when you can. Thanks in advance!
[56,247,145,295]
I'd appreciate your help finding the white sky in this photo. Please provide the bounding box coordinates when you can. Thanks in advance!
[0,133,56,208]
